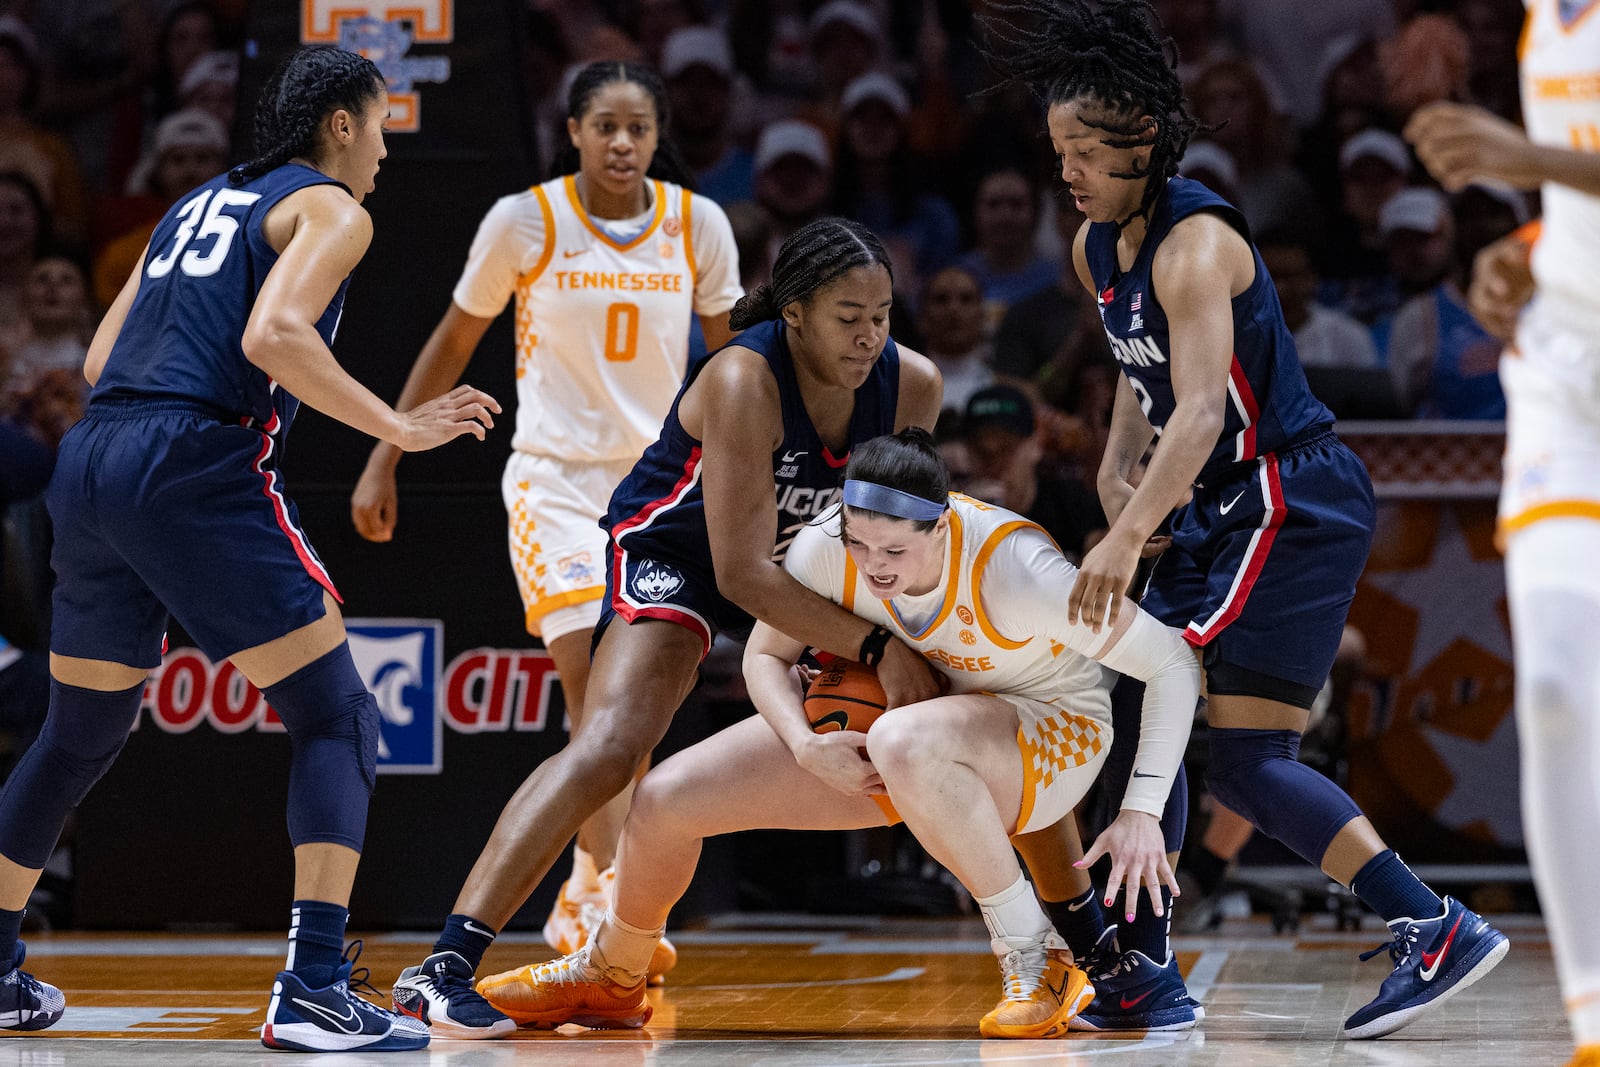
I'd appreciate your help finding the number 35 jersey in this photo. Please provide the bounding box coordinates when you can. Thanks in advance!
[94,163,351,432]
[452,175,743,464]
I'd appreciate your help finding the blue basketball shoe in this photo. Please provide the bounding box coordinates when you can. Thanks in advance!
[1068,946,1202,1032]
[1343,896,1508,1039]
[391,951,515,1039]
[261,941,430,1052]
[0,943,64,1031]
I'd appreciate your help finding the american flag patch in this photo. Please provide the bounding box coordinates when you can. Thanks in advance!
[1131,292,1142,311]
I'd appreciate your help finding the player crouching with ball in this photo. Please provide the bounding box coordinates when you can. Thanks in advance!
[475,428,1201,1038]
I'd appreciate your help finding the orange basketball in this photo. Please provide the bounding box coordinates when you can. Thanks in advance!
[804,658,889,734]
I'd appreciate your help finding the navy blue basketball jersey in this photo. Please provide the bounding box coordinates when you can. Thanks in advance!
[1084,177,1332,480]
[605,319,902,580]
[93,163,353,432]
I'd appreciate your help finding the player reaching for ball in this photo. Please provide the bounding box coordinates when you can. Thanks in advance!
[473,428,1202,1039]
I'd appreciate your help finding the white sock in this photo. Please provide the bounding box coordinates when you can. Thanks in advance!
[975,872,1052,955]
[569,845,601,897]
[592,909,660,984]
[1508,526,1600,1045]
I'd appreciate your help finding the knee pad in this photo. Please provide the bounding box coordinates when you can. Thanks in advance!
[264,643,379,850]
[0,679,143,868]
[1204,727,1361,865]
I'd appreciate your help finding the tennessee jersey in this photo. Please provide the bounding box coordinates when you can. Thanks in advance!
[94,163,349,432]
[1083,177,1333,482]
[453,175,742,463]
[1520,0,1600,317]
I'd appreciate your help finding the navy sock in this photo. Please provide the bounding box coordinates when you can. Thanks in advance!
[0,905,22,973]
[1043,888,1105,961]
[1350,850,1444,925]
[1118,885,1173,963]
[288,900,348,988]
[434,913,497,972]
[1190,845,1229,896]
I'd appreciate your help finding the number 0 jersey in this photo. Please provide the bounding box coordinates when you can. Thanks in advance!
[93,163,351,433]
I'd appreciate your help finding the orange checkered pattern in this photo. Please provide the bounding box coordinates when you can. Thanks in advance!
[1016,712,1106,833]
[508,480,546,609]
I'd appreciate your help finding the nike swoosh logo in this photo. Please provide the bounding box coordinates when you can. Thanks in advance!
[1218,488,1249,515]
[292,997,364,1034]
[810,710,849,733]
[1419,913,1465,981]
[1066,898,1091,912]
[1132,770,1160,779]
[782,450,807,463]
[563,248,589,258]
[1046,971,1070,1002]
[1120,988,1156,1010]
[463,921,495,939]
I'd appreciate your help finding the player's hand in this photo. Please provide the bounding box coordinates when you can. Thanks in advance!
[1077,810,1177,922]
[877,637,943,709]
[1405,102,1541,191]
[394,384,500,452]
[351,461,399,542]
[797,730,884,797]
[1467,232,1536,341]
[1068,530,1141,633]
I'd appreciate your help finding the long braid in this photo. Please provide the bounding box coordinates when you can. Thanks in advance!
[980,0,1199,226]
[549,61,697,190]
[229,47,385,186]
[728,217,893,330]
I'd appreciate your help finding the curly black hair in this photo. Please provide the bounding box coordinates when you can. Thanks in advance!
[229,46,385,186]
[549,61,696,190]
[980,0,1199,227]
[728,216,893,330]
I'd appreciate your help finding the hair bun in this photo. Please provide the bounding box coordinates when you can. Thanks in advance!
[728,284,777,330]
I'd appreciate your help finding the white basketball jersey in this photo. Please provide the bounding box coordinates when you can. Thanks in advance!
[785,496,1114,726]
[1521,0,1600,317]
[453,175,741,463]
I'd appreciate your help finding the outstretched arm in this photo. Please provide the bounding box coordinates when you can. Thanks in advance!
[1406,102,1600,195]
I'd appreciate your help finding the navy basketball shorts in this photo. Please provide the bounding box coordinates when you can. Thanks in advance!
[48,400,339,669]
[596,535,753,661]
[1141,431,1376,691]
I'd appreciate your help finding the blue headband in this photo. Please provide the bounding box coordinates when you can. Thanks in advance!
[842,479,947,522]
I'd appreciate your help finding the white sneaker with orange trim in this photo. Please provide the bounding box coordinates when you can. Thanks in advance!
[476,943,651,1030]
[978,933,1093,1039]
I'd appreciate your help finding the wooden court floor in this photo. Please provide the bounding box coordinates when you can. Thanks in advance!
[0,912,1568,1065]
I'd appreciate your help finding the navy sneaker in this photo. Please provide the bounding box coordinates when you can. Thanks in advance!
[392,951,515,1039]
[0,943,64,1031]
[1068,948,1202,1032]
[1077,925,1121,983]
[1344,896,1509,1039]
[261,941,430,1052]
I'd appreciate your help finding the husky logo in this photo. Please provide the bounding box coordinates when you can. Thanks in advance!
[346,620,443,773]
[632,562,684,603]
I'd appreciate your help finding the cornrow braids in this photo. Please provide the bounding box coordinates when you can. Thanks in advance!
[980,0,1199,228]
[230,46,385,186]
[549,61,697,190]
[728,217,893,330]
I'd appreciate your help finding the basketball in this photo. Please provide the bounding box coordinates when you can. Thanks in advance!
[804,658,889,734]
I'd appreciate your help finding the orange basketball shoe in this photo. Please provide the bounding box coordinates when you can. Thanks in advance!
[476,944,651,1030]
[1567,1044,1600,1067]
[978,933,1093,1039]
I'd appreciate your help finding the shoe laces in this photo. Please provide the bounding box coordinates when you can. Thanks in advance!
[997,945,1051,1001]
[1359,923,1420,969]
[530,946,601,989]
[332,940,389,1012]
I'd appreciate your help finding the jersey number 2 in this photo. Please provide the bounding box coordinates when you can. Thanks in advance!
[146,188,263,280]
[604,302,640,362]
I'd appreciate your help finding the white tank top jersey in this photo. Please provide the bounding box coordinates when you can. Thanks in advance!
[783,495,1198,814]
[452,174,743,462]
[1520,0,1600,317]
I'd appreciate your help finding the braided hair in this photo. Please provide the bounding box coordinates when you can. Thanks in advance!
[980,0,1199,227]
[728,217,893,330]
[550,61,696,190]
[230,47,385,186]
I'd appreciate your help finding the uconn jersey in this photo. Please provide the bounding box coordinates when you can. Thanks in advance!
[602,319,900,647]
[1085,177,1332,481]
[95,163,352,433]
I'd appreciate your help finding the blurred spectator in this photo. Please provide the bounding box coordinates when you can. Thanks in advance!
[1381,13,1470,126]
[153,2,222,120]
[1190,59,1322,243]
[93,108,229,308]
[832,72,960,294]
[1178,141,1240,203]
[626,0,705,68]
[1317,129,1412,324]
[752,119,832,250]
[176,50,239,133]
[661,28,753,207]
[1257,231,1380,370]
[0,171,49,344]
[1386,184,1522,419]
[957,167,1058,336]
[0,18,88,249]
[1377,186,1455,310]
[961,385,1106,562]
[726,0,815,98]
[1296,36,1389,220]
[1455,0,1523,123]
[917,265,992,415]
[1153,0,1234,89]
[1217,0,1395,129]
[724,200,775,293]
[804,0,882,123]
[2,255,92,404]
[992,199,1102,407]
